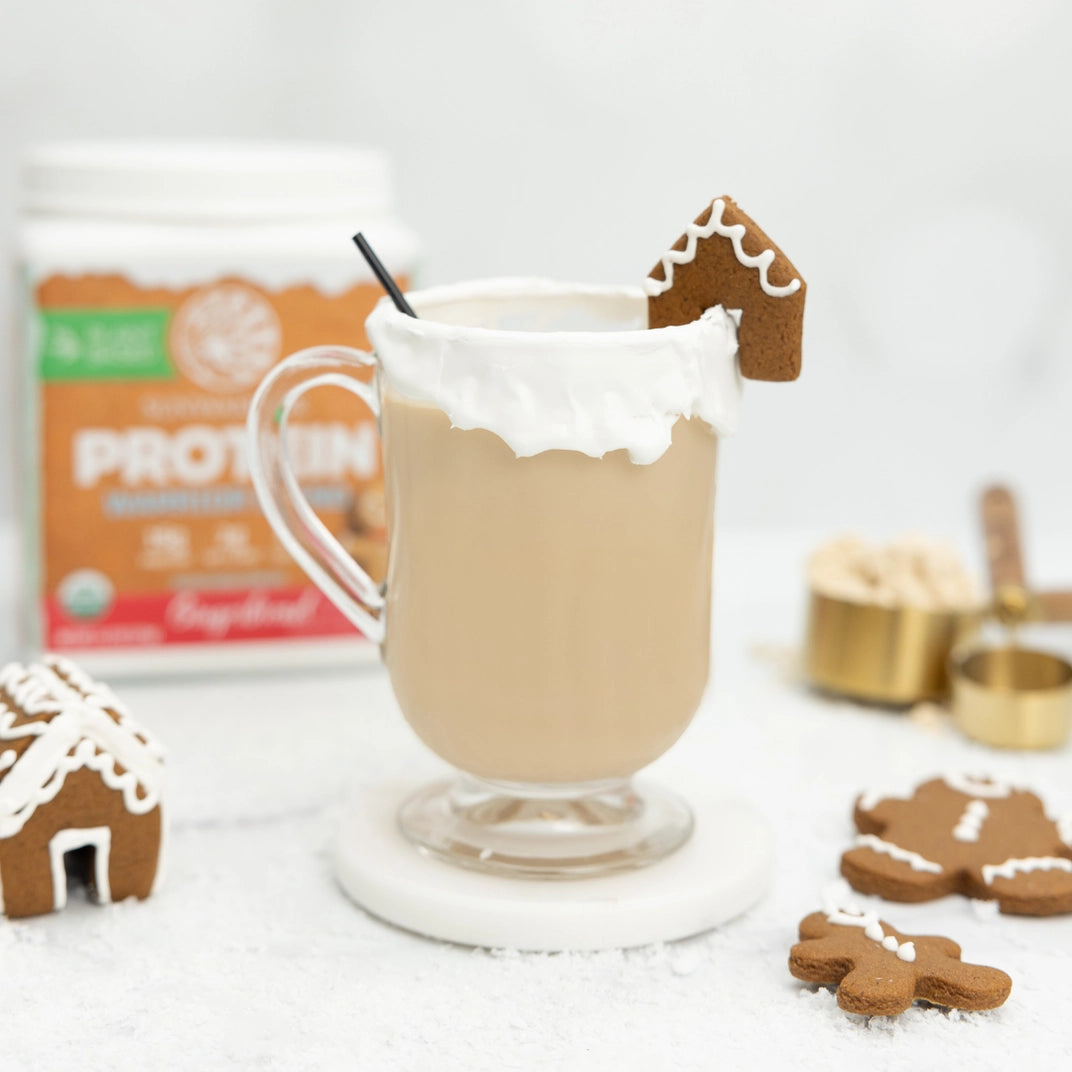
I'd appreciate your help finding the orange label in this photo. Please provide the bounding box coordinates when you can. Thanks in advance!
[33,273,391,652]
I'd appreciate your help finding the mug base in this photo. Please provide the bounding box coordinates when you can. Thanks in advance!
[335,774,773,950]
[398,775,692,880]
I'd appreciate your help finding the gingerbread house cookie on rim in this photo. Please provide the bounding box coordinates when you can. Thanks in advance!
[646,196,806,382]
[0,655,164,918]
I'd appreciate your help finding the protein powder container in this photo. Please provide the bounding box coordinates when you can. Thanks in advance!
[16,141,419,676]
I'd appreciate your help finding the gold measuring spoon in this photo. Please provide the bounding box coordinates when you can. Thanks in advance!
[949,485,1072,749]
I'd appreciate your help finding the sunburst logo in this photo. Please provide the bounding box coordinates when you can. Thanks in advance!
[170,282,282,393]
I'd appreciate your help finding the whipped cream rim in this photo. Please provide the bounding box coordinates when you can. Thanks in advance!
[366,277,731,347]
[363,276,742,464]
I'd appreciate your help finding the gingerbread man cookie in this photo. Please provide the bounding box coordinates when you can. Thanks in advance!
[842,774,1072,916]
[790,908,1012,1016]
[646,196,806,382]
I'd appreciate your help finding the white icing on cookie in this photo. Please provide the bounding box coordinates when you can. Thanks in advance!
[643,198,802,300]
[0,708,50,740]
[821,879,861,917]
[944,773,1012,799]
[953,799,989,843]
[856,781,919,814]
[825,908,917,961]
[826,907,877,929]
[855,834,943,874]
[0,656,165,839]
[864,920,884,941]
[0,664,63,718]
[982,856,1072,885]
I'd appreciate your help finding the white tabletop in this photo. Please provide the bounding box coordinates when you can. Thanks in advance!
[2,529,1070,1071]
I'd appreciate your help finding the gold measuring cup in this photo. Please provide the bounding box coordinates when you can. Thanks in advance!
[949,486,1072,749]
[805,592,977,705]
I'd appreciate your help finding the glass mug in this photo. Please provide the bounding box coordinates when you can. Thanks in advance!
[247,279,741,878]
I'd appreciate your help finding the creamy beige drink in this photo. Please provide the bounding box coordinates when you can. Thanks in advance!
[381,388,718,784]
[248,278,746,877]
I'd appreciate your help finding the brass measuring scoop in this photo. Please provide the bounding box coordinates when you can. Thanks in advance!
[803,552,982,706]
[949,486,1072,749]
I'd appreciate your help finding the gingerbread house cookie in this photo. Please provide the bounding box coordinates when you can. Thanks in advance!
[0,655,164,918]
[646,196,805,382]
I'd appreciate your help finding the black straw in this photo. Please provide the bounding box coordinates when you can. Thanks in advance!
[352,232,417,318]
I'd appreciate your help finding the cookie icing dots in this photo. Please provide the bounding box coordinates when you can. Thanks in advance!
[953,800,990,842]
[792,910,1011,1015]
[825,908,917,961]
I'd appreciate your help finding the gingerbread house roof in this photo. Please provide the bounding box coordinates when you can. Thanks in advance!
[646,196,806,382]
[0,655,164,839]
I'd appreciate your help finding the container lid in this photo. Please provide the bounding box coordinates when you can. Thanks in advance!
[22,141,393,222]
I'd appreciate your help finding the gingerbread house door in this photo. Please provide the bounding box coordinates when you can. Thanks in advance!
[48,827,113,910]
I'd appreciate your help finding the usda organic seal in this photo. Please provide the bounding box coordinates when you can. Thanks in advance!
[57,569,115,620]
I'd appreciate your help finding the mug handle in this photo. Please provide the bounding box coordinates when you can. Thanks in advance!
[246,345,386,644]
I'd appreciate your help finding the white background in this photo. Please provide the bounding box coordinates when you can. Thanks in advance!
[2,0,1071,569]
[2,10,1072,1068]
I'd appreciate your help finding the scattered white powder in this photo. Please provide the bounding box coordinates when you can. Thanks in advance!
[808,534,980,611]
[0,532,1056,1070]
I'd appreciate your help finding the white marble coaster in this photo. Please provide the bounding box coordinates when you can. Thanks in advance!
[335,779,773,951]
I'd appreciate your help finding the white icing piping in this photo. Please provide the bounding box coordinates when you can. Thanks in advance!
[0,732,162,839]
[857,781,919,814]
[825,908,916,962]
[982,856,1072,885]
[855,834,943,874]
[944,773,1012,799]
[1,657,164,758]
[46,655,136,724]
[0,750,15,773]
[0,663,64,716]
[0,658,165,839]
[0,710,52,740]
[643,198,802,300]
[953,800,989,843]
[48,827,112,911]
[48,654,164,757]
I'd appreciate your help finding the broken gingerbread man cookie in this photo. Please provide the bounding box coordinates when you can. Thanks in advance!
[646,195,806,382]
[790,907,1012,1016]
[842,774,1072,916]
